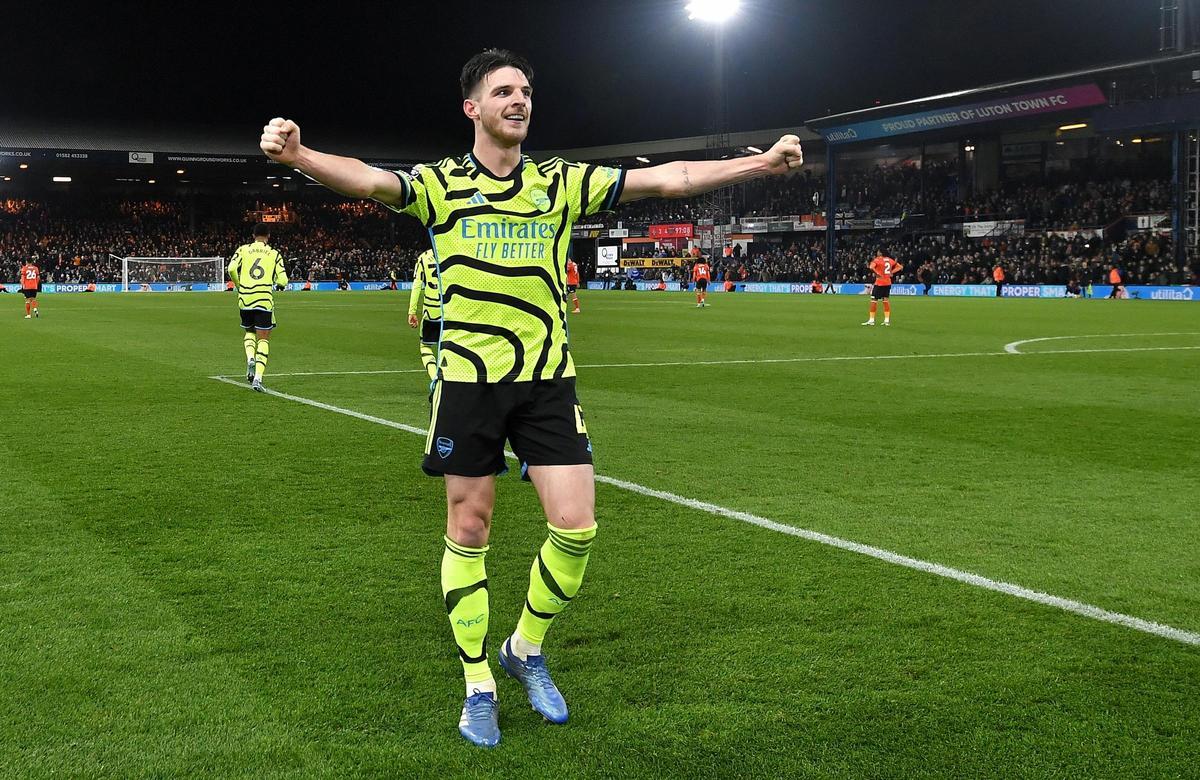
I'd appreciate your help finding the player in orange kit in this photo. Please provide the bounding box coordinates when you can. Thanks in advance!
[566,258,581,313]
[692,257,711,307]
[19,257,41,319]
[863,250,902,326]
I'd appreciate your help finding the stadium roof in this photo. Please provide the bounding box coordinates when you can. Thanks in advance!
[7,53,1191,176]
[0,120,445,164]
[808,51,1200,127]
[0,118,822,170]
[806,51,1200,145]
[531,127,822,163]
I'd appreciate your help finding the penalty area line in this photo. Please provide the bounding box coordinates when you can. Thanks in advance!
[208,374,1200,648]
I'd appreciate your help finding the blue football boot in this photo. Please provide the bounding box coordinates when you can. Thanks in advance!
[498,638,568,724]
[458,690,500,748]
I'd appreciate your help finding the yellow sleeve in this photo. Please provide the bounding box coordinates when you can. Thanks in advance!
[226,249,241,282]
[561,160,625,220]
[273,252,289,288]
[378,165,433,227]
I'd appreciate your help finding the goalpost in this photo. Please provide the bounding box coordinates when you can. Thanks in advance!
[113,255,225,292]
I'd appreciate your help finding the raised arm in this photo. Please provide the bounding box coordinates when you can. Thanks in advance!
[620,135,803,203]
[260,118,404,205]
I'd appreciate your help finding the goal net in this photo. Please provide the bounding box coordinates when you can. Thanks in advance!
[115,256,225,292]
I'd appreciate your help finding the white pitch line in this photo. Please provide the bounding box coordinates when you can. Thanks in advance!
[209,375,1200,648]
[255,368,433,377]
[210,376,428,435]
[575,351,1004,369]
[251,351,1003,377]
[245,342,1200,378]
[1036,346,1200,356]
[594,475,1200,647]
[1004,331,1200,354]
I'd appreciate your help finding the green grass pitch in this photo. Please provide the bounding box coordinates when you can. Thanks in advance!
[2,290,1198,778]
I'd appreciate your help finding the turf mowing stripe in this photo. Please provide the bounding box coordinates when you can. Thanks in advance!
[1004,332,1200,354]
[209,375,1200,648]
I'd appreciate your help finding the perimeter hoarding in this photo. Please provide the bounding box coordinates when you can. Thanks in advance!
[818,84,1107,145]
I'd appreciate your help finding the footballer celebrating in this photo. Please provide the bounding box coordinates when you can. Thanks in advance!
[260,48,803,748]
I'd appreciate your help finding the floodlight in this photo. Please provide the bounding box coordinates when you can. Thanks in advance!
[686,0,741,23]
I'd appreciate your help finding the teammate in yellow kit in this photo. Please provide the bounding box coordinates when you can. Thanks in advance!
[228,223,288,391]
[408,250,439,380]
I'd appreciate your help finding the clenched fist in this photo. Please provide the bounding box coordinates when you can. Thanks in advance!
[761,134,804,176]
[261,117,301,166]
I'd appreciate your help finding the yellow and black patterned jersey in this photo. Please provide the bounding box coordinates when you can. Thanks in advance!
[228,241,289,311]
[380,153,624,383]
[407,250,439,321]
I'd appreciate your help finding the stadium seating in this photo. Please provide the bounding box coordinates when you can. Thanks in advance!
[1,165,1193,286]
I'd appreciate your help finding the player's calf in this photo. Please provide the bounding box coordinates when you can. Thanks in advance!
[502,521,597,724]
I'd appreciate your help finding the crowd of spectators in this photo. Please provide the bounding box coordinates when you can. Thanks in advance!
[0,196,427,284]
[601,160,1173,230]
[1,169,1195,288]
[685,230,1191,286]
[922,177,1173,228]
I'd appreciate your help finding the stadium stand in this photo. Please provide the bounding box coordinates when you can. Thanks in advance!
[1,176,1189,286]
[0,195,427,284]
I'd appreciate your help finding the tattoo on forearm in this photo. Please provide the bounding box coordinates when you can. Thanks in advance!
[682,163,693,196]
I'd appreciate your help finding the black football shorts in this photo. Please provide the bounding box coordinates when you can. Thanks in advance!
[423,378,592,478]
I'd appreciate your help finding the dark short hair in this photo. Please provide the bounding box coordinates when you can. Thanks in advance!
[253,222,270,238]
[460,48,533,99]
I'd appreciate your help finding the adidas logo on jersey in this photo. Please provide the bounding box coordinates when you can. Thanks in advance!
[468,191,486,205]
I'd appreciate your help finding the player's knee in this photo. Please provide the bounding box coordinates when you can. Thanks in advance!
[447,512,491,547]
[447,498,493,546]
[549,506,596,531]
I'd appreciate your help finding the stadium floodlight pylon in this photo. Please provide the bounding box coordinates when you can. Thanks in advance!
[113,255,225,291]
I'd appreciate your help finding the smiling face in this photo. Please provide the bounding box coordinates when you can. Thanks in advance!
[464,66,532,149]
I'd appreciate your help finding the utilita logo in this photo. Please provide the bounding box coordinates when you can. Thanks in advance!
[1150,288,1194,300]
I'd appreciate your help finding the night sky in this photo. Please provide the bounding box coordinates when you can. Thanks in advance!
[6,0,1157,155]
